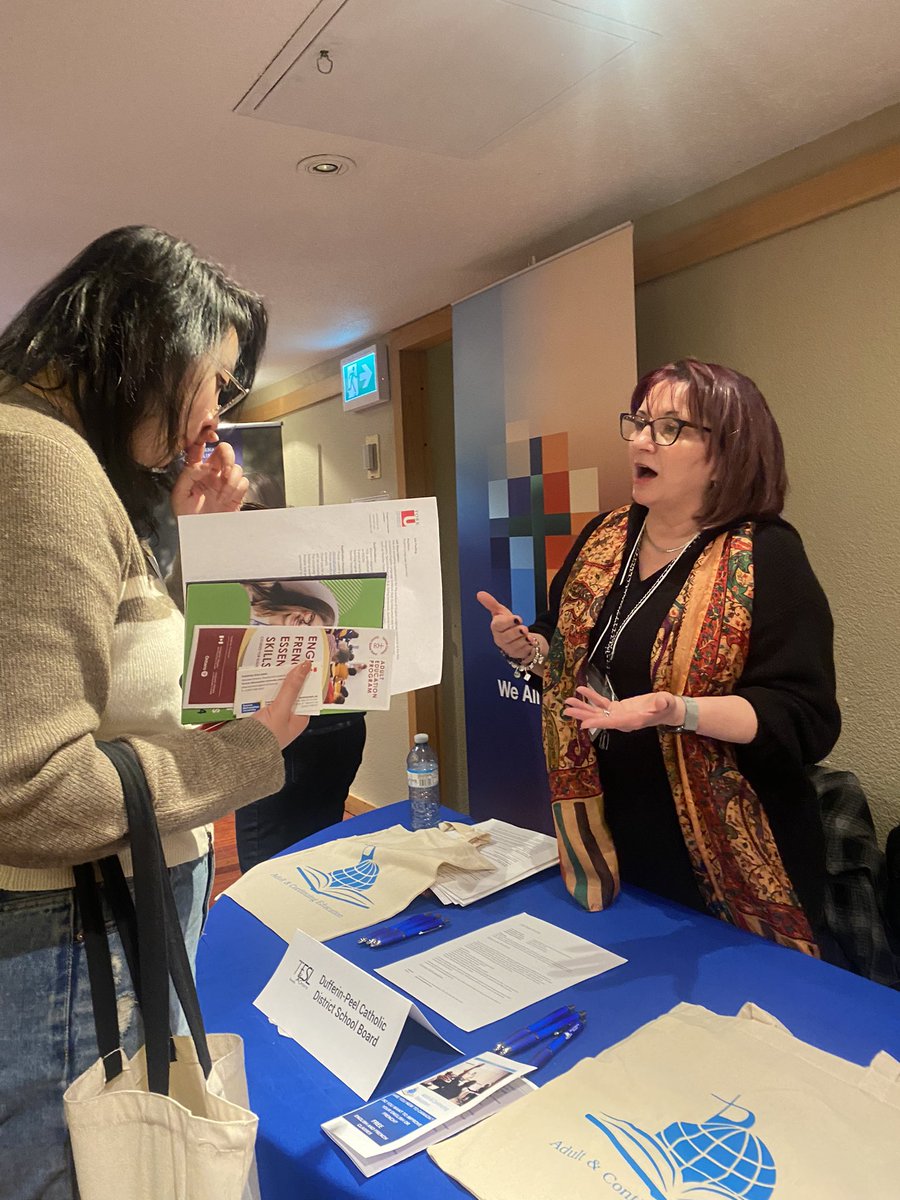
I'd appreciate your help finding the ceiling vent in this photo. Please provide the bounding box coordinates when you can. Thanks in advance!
[235,0,656,159]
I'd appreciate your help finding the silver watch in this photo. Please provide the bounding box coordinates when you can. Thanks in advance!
[662,695,699,734]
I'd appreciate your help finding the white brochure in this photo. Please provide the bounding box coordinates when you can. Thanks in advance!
[376,913,627,1031]
[178,497,442,694]
[323,1059,536,1177]
[254,928,459,1100]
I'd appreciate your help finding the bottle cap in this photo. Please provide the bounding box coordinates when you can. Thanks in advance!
[414,733,429,744]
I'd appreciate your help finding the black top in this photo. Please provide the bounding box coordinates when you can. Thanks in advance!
[531,505,841,930]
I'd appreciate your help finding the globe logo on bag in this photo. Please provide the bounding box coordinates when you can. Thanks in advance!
[584,1095,776,1200]
[296,847,380,908]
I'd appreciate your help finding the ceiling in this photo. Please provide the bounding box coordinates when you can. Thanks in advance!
[2,0,899,387]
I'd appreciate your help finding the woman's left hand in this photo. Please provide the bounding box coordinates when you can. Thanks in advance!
[564,685,683,733]
[170,440,249,517]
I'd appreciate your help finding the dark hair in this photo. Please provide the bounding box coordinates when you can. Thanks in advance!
[0,225,267,533]
[630,358,787,526]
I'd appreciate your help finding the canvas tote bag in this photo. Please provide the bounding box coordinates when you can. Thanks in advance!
[429,1001,900,1200]
[64,741,259,1200]
[225,821,493,942]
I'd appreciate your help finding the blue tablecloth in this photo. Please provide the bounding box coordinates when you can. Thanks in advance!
[197,803,900,1199]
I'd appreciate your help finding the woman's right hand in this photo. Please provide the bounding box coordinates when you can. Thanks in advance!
[251,662,313,749]
[476,591,534,662]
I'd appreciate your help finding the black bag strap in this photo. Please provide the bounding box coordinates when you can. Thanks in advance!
[73,863,124,1083]
[76,740,213,1094]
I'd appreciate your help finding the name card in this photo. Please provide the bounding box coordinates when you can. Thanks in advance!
[255,928,459,1099]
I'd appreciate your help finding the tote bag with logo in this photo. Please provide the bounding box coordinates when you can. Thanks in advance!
[429,1001,900,1200]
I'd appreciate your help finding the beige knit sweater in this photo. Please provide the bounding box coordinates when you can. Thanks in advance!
[0,381,284,890]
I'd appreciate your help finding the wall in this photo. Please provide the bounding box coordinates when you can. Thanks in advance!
[635,178,900,839]
[253,387,410,808]
[425,341,469,811]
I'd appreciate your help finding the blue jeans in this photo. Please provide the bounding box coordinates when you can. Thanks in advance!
[235,713,366,872]
[0,850,214,1200]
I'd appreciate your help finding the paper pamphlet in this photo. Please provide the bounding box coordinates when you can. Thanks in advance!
[254,928,459,1100]
[182,623,393,721]
[377,913,627,1031]
[323,1057,536,1177]
[432,819,559,906]
[177,497,442,696]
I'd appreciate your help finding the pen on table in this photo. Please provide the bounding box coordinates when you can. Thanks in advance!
[525,1015,587,1069]
[359,913,448,948]
[493,1004,578,1055]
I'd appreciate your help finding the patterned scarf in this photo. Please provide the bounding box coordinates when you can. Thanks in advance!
[542,506,818,956]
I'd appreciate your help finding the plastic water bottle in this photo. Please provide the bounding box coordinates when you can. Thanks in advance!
[407,733,440,830]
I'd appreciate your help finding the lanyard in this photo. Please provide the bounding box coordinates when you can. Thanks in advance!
[589,518,698,672]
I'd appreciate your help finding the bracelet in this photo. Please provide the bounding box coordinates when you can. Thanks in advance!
[661,695,699,734]
[498,639,546,680]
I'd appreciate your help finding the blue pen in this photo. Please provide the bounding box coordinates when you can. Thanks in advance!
[359,914,447,948]
[525,1016,586,1069]
[493,1004,577,1055]
[358,914,440,944]
[501,1011,587,1058]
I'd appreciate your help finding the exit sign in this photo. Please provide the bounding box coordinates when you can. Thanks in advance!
[341,344,390,412]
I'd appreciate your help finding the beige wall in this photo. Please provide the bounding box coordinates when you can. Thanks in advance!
[635,187,900,840]
[425,341,468,811]
[253,389,411,809]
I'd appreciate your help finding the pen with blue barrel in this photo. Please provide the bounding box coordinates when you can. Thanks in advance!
[493,1004,578,1055]
[359,912,448,948]
[525,1014,587,1068]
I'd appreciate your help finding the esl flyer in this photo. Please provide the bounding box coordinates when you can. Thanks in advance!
[177,497,442,699]
[182,621,394,722]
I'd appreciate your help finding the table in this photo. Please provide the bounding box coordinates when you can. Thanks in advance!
[197,803,900,1199]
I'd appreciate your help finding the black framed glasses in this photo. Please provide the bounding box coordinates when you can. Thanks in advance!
[213,363,249,417]
[619,412,711,446]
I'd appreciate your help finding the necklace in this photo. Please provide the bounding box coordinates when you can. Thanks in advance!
[642,526,699,555]
[590,518,698,672]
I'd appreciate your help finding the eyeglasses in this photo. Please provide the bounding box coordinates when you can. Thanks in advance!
[619,412,711,446]
[212,362,249,417]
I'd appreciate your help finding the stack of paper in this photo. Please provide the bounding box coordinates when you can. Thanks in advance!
[322,1054,536,1177]
[431,819,559,906]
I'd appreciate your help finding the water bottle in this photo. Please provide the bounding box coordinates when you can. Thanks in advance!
[407,733,440,830]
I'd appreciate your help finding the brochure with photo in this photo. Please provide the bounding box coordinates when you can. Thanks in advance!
[183,622,393,723]
[322,1053,535,1177]
[181,573,390,723]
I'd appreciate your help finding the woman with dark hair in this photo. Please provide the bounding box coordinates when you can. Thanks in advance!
[242,578,339,627]
[0,226,310,1198]
[479,359,840,961]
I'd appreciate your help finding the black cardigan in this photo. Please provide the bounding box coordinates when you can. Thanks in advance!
[531,505,841,932]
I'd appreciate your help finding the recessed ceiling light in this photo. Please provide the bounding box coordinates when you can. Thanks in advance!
[296,154,355,177]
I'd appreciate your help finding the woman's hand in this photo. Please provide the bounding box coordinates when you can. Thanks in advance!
[170,440,249,518]
[251,662,313,749]
[564,686,683,733]
[476,591,535,662]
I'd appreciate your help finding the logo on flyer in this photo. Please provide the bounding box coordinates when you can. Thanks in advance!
[584,1096,776,1200]
[290,959,314,987]
[400,509,418,527]
[296,847,380,908]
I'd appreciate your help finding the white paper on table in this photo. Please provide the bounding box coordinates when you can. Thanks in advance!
[323,1074,537,1178]
[376,913,627,1032]
[178,497,441,693]
[432,820,559,906]
[254,928,459,1100]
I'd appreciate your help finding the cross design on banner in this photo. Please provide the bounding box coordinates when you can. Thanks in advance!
[488,427,599,622]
